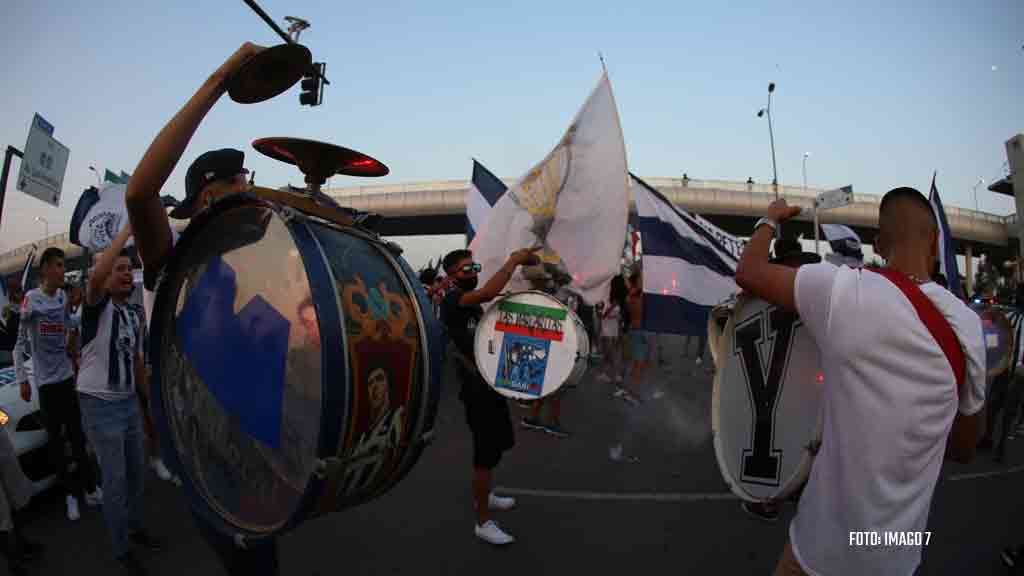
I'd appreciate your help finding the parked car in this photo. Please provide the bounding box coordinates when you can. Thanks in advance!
[0,350,56,495]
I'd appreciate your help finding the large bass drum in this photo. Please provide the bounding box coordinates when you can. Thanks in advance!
[148,192,442,545]
[473,291,586,399]
[711,295,823,503]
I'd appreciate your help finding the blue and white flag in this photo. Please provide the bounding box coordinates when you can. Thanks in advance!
[466,160,507,245]
[70,182,130,250]
[929,173,962,298]
[471,72,630,306]
[632,173,742,335]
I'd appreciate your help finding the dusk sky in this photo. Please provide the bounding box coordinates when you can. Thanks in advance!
[1,0,1021,268]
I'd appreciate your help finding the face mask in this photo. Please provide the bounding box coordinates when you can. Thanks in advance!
[456,276,478,291]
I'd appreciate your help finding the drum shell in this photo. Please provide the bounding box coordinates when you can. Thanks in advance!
[149,194,441,542]
[711,295,823,503]
[971,304,1013,378]
[474,291,583,399]
[566,311,590,388]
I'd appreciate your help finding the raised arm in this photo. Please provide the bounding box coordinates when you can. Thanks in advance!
[459,247,541,307]
[735,199,803,313]
[86,225,134,306]
[125,42,265,273]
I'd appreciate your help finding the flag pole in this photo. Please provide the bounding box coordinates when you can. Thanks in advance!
[598,52,607,74]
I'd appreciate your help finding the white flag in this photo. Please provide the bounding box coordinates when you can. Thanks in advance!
[470,72,629,305]
[69,182,133,251]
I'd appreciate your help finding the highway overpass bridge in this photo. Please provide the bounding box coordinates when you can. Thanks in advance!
[1,177,1016,278]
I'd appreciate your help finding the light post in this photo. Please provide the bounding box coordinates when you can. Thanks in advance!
[756,82,779,198]
[971,177,985,213]
[35,216,49,243]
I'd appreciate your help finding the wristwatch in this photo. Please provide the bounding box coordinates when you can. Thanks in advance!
[754,217,779,236]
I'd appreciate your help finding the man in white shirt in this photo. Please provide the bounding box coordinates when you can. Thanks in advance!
[735,188,985,576]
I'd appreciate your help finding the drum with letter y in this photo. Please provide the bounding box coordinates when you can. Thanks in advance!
[474,291,586,399]
[148,191,442,546]
[711,295,823,502]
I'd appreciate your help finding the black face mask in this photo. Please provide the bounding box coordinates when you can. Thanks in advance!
[456,276,479,291]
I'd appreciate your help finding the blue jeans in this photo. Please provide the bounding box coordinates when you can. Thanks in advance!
[79,394,146,559]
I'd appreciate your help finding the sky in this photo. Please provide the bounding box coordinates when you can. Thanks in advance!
[1,0,1021,270]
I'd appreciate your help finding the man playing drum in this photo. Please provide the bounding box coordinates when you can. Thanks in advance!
[735,189,986,576]
[124,42,281,574]
[440,247,540,546]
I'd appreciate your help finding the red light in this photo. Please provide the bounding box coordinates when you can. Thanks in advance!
[816,373,824,384]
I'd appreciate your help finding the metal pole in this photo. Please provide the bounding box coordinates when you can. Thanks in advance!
[767,92,778,198]
[814,203,820,255]
[1,146,25,235]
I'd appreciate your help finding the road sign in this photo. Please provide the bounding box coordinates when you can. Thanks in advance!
[16,114,70,207]
[814,185,853,211]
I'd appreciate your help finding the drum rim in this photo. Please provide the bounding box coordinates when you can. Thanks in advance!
[710,294,822,503]
[474,290,581,399]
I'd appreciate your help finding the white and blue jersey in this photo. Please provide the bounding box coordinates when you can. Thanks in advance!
[14,288,75,387]
[77,295,144,401]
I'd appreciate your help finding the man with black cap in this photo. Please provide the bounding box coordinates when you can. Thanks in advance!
[125,42,278,575]
[735,189,985,575]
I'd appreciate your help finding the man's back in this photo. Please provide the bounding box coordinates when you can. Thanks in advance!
[791,263,985,575]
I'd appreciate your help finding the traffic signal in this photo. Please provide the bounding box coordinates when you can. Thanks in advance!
[299,62,325,106]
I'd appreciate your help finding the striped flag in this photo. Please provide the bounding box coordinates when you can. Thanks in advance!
[928,173,962,298]
[632,173,742,335]
[466,159,507,245]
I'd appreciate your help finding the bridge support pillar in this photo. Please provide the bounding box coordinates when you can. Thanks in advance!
[965,244,973,297]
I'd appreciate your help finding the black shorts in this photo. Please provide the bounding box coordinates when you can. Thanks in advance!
[457,366,514,469]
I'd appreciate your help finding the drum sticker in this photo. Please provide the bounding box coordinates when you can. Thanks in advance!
[492,301,567,396]
[495,334,549,396]
[732,306,800,487]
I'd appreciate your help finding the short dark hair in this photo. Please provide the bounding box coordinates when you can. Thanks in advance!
[443,249,473,273]
[419,268,438,285]
[39,247,65,269]
[879,187,936,226]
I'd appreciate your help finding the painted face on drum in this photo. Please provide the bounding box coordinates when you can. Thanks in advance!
[367,367,390,422]
[451,257,480,292]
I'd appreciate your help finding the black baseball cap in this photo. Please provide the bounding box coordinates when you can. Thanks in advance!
[169,148,248,219]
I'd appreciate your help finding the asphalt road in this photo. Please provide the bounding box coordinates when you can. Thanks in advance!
[11,334,1023,575]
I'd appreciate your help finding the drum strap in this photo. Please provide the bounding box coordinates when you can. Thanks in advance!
[867,267,965,392]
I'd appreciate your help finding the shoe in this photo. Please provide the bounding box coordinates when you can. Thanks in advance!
[651,389,665,400]
[488,493,516,511]
[1002,546,1020,568]
[543,424,570,438]
[597,373,611,383]
[474,520,515,545]
[521,417,545,431]
[66,495,80,522]
[151,459,173,482]
[695,357,703,366]
[85,487,103,507]
[741,501,779,523]
[128,531,163,553]
[117,552,148,576]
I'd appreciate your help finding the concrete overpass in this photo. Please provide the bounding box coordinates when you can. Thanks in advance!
[1,177,1016,277]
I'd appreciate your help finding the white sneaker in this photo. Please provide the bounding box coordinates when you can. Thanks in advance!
[488,493,516,511]
[66,495,81,521]
[651,389,665,400]
[85,487,103,506]
[695,357,703,366]
[474,520,515,545]
[151,458,173,481]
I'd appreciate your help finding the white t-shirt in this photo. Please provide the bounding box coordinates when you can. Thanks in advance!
[789,263,985,576]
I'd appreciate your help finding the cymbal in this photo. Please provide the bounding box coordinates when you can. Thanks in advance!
[252,138,389,180]
[227,44,312,104]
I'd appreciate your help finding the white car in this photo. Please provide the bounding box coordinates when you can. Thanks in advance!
[0,350,57,495]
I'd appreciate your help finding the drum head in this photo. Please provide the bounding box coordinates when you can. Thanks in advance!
[972,304,1013,378]
[712,296,823,502]
[150,198,324,535]
[474,291,580,399]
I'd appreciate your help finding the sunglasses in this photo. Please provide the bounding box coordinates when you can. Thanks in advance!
[459,263,482,274]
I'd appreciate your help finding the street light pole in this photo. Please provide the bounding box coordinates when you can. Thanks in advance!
[972,177,985,213]
[35,216,49,243]
[757,82,779,198]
